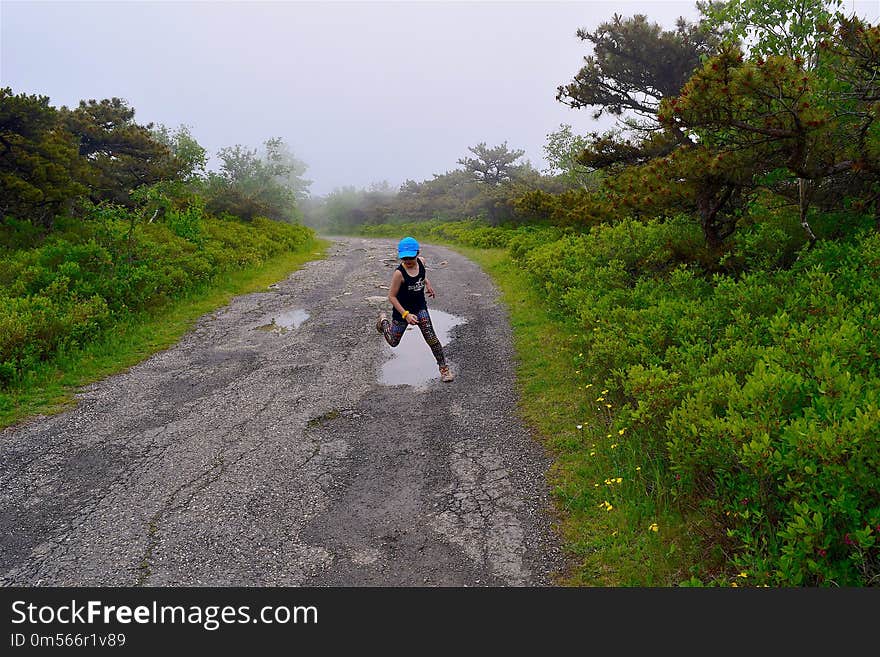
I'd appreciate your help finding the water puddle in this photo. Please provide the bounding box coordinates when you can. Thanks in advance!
[255,308,309,333]
[379,309,466,389]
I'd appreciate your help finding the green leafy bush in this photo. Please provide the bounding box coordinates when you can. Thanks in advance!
[0,208,315,387]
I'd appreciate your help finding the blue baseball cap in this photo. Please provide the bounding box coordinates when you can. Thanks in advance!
[397,236,419,258]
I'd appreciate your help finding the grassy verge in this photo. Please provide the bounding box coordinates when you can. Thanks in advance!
[0,239,330,430]
[448,244,704,586]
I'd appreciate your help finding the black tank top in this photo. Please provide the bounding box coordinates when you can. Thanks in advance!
[392,259,427,321]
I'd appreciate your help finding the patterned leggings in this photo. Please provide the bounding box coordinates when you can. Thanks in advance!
[380,308,447,366]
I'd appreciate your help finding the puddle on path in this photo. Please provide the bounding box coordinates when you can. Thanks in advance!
[255,308,310,333]
[379,309,466,389]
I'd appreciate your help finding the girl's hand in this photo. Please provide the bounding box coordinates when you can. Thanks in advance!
[426,283,436,298]
[406,313,419,325]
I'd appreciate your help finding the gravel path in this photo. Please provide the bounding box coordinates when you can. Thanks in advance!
[0,236,564,586]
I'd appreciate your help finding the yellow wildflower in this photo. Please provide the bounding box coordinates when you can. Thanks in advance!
[648,523,659,532]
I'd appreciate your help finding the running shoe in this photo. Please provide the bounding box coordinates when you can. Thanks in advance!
[439,365,455,382]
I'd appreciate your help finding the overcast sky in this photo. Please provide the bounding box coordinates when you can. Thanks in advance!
[3,0,878,196]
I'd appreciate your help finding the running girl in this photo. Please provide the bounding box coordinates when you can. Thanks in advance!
[376,236,454,382]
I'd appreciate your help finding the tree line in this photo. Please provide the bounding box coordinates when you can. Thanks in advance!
[301,140,568,232]
[1,92,312,231]
[305,0,879,257]
[0,89,317,398]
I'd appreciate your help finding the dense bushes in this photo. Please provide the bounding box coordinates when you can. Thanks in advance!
[0,208,315,387]
[518,218,879,585]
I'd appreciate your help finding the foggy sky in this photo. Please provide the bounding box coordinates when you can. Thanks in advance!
[2,1,878,197]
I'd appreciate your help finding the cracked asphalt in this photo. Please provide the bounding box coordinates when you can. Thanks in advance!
[0,237,564,586]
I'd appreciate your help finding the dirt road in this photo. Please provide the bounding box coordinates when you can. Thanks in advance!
[0,237,563,586]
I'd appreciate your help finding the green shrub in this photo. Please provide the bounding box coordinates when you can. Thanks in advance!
[0,207,316,386]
